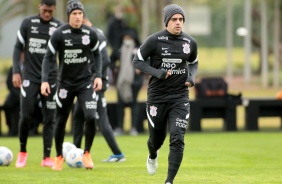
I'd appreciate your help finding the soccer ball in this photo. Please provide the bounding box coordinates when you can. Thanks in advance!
[0,146,13,166]
[62,142,76,159]
[66,148,84,168]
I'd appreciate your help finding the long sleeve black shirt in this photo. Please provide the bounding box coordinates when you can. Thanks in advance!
[42,24,102,87]
[13,14,63,83]
[133,29,198,103]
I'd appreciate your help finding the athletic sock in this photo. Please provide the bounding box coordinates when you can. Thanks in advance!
[166,151,183,182]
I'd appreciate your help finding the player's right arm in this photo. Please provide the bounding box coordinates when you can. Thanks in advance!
[132,35,168,79]
[41,28,60,96]
[12,18,28,88]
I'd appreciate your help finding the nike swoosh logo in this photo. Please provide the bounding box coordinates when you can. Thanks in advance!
[87,84,91,89]
[184,103,189,106]
[51,83,56,88]
[162,47,169,50]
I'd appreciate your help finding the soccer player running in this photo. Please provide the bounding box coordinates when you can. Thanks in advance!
[12,0,63,168]
[72,17,126,162]
[41,0,102,170]
[132,4,198,184]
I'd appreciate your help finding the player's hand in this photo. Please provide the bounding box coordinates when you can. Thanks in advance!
[165,70,172,79]
[41,82,51,96]
[185,82,192,87]
[12,73,22,88]
[135,69,141,75]
[93,77,102,91]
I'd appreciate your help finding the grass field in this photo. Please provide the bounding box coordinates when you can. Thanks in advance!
[0,47,281,183]
[0,133,282,184]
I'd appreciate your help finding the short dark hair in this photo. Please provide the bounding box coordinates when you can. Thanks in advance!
[41,0,56,6]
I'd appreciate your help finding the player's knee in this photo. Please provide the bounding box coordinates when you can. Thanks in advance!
[148,139,164,150]
[170,134,185,151]
[20,114,32,122]
[84,114,95,122]
[42,118,55,125]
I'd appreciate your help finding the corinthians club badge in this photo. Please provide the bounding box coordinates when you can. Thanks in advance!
[182,43,190,54]
[82,35,90,45]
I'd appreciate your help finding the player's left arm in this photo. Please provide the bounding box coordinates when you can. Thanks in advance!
[91,31,102,91]
[185,39,198,87]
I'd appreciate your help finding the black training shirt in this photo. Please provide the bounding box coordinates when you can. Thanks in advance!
[13,14,63,84]
[42,24,102,87]
[133,29,198,103]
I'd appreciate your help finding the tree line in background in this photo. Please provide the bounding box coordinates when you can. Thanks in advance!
[0,0,280,46]
[0,0,281,86]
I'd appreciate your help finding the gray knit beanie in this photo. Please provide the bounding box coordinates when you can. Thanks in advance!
[41,0,56,6]
[163,4,185,27]
[66,0,84,18]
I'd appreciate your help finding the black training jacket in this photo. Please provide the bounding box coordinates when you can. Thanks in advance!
[133,29,198,103]
[42,24,102,87]
[13,14,63,84]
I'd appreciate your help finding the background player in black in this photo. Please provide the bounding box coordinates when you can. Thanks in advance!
[3,67,20,136]
[132,4,198,184]
[72,17,126,162]
[110,28,144,136]
[12,0,63,168]
[106,5,128,69]
[41,0,102,170]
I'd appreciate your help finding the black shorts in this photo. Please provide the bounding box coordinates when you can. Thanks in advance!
[146,101,190,132]
[20,80,56,118]
[55,82,97,120]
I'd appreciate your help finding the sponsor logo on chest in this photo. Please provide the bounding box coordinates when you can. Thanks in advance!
[65,39,73,46]
[31,26,39,34]
[158,36,168,40]
[64,49,87,64]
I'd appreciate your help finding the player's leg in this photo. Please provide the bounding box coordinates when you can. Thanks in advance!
[77,88,97,153]
[40,82,56,166]
[16,81,39,168]
[165,101,189,183]
[54,85,75,157]
[146,103,168,175]
[72,101,85,148]
[114,92,125,135]
[96,92,125,162]
[77,87,97,169]
[52,85,75,170]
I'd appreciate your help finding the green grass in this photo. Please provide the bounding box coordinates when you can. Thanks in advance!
[0,47,282,183]
[0,133,282,184]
